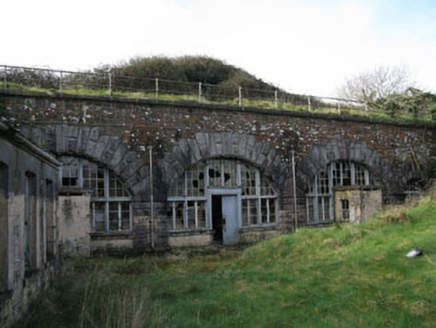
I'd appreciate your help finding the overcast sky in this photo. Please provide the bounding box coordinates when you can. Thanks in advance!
[2,0,436,97]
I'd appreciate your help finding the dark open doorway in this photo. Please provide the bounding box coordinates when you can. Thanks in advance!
[211,195,223,242]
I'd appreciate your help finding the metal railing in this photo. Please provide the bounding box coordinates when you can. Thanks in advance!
[0,64,377,114]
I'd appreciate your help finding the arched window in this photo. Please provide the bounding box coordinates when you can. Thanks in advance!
[306,161,370,224]
[60,157,132,233]
[167,159,278,231]
[404,178,424,199]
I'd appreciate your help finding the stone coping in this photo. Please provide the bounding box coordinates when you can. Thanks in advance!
[2,89,435,129]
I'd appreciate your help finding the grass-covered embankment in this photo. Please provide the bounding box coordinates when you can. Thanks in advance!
[2,82,433,124]
[16,199,436,327]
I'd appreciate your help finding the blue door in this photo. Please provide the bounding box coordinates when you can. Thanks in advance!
[222,195,239,245]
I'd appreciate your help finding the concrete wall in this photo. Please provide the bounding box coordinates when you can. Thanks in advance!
[0,123,60,328]
[57,196,91,257]
[334,188,382,223]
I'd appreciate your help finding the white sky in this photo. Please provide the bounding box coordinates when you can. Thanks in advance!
[2,0,436,97]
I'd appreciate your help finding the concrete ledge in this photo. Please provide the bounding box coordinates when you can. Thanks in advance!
[240,229,279,243]
[168,230,214,247]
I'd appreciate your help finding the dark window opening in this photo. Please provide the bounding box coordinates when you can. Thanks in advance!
[341,199,350,222]
[45,180,55,260]
[25,172,37,273]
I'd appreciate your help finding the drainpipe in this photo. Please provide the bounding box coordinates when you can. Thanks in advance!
[148,145,155,249]
[291,149,298,231]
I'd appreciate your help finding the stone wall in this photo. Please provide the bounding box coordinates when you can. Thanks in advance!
[1,91,434,249]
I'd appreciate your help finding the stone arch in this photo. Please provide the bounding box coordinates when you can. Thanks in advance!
[20,124,148,201]
[158,132,289,192]
[297,139,394,193]
[396,148,434,190]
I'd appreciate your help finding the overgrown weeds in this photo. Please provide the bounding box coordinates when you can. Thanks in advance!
[15,198,436,327]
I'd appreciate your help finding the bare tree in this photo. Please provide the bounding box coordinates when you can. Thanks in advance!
[337,65,416,102]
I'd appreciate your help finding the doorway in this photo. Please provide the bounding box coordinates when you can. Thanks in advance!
[209,189,241,245]
[212,195,223,242]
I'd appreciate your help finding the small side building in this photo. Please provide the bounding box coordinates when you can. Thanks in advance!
[0,122,61,327]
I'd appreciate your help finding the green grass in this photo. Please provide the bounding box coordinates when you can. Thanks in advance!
[1,82,433,124]
[15,198,436,327]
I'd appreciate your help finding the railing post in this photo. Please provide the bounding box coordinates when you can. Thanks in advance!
[198,82,202,102]
[274,90,278,109]
[59,70,63,92]
[155,78,159,100]
[338,101,341,114]
[108,71,113,96]
[238,86,242,107]
[3,66,7,91]
[308,96,311,112]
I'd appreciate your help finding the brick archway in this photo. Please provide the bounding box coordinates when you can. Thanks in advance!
[158,132,289,192]
[20,124,148,201]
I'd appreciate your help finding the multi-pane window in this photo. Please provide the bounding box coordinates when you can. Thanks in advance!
[60,157,132,233]
[306,161,370,224]
[340,199,350,221]
[167,159,278,230]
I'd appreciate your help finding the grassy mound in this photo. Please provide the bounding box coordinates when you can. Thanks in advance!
[16,199,436,327]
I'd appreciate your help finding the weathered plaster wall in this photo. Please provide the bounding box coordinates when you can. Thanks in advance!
[57,196,91,257]
[334,188,382,223]
[0,123,60,328]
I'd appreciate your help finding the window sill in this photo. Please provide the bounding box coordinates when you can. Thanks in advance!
[169,229,212,236]
[240,224,277,232]
[59,187,86,196]
[90,232,133,240]
[333,185,379,192]
[303,221,334,227]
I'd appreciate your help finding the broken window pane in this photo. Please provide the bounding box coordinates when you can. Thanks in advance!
[241,164,257,196]
[197,201,207,228]
[61,157,79,187]
[168,201,185,230]
[268,199,276,223]
[342,162,351,186]
[168,159,278,230]
[187,164,205,197]
[223,160,237,188]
